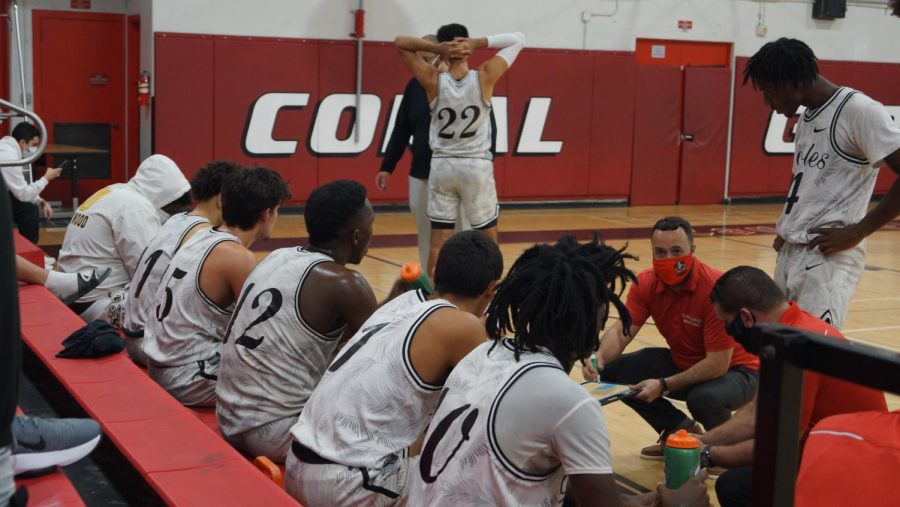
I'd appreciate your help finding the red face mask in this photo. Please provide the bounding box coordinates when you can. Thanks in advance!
[652,254,694,286]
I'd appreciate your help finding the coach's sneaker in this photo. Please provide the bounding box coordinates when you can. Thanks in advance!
[44,267,112,306]
[11,416,102,476]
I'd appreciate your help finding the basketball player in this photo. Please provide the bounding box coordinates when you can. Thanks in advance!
[744,38,900,329]
[216,180,378,462]
[57,154,192,325]
[285,230,503,506]
[142,168,289,407]
[395,25,525,276]
[407,236,709,507]
[123,161,242,365]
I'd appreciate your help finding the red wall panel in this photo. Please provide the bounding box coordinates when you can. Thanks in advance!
[588,54,636,198]
[155,34,214,177]
[630,66,682,206]
[680,67,729,204]
[504,50,592,199]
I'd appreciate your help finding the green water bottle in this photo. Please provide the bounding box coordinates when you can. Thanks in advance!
[664,429,701,489]
[400,261,433,294]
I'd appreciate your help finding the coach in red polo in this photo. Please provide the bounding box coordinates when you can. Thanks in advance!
[585,216,759,459]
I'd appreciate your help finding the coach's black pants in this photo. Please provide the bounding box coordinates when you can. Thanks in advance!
[716,466,752,507]
[600,347,757,434]
[8,193,39,244]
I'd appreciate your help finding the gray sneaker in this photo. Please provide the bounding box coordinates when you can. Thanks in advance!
[61,267,112,306]
[11,416,102,476]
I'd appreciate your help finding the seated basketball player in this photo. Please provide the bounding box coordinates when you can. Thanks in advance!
[583,217,759,459]
[694,266,886,507]
[216,180,379,462]
[57,154,191,325]
[407,236,709,507]
[285,230,503,506]
[123,161,243,365]
[142,168,289,407]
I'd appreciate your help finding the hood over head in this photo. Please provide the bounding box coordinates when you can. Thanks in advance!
[128,154,190,209]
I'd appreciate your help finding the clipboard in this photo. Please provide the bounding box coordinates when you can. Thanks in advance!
[582,381,642,406]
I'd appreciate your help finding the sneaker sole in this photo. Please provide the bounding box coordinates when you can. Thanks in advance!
[12,434,101,475]
[639,453,665,461]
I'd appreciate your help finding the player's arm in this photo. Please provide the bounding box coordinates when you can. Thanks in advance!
[394,36,445,98]
[331,270,378,340]
[202,242,257,307]
[408,308,487,386]
[706,439,755,470]
[809,103,900,255]
[476,33,526,94]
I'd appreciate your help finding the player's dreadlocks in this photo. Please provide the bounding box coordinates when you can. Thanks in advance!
[743,38,819,90]
[485,235,637,369]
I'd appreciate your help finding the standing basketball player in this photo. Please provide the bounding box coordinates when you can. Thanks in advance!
[123,161,242,365]
[744,38,900,329]
[285,230,502,506]
[216,180,379,462]
[395,25,524,276]
[142,168,289,407]
[407,236,708,507]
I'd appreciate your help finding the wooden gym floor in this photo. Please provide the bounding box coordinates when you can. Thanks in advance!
[38,202,900,505]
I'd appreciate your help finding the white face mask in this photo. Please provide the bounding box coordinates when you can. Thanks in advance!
[24,146,38,156]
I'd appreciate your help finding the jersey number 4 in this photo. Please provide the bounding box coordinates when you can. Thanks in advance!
[784,172,803,215]
[437,106,480,140]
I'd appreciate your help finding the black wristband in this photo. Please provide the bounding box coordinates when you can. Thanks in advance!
[659,377,670,395]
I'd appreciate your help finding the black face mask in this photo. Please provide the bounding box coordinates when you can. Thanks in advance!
[726,312,758,352]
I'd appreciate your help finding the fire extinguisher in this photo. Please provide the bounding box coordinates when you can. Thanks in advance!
[138,71,150,107]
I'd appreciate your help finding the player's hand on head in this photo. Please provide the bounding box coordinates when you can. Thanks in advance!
[807,225,865,256]
[449,37,472,58]
[656,471,710,507]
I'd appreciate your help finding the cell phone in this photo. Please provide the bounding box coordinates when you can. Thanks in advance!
[58,159,70,168]
[598,389,641,406]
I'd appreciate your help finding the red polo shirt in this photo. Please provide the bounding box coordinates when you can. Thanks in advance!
[778,302,888,435]
[795,410,900,507]
[626,258,759,372]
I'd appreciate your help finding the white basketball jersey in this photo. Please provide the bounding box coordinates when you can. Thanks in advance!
[408,340,569,506]
[778,87,897,245]
[142,227,240,367]
[291,290,449,468]
[216,247,344,441]
[429,70,493,160]
[124,212,209,334]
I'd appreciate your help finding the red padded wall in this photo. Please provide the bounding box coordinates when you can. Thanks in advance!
[679,66,730,204]
[630,66,682,206]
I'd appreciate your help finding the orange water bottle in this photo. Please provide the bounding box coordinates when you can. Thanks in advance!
[400,261,433,294]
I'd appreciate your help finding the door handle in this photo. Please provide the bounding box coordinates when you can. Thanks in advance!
[680,133,695,141]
